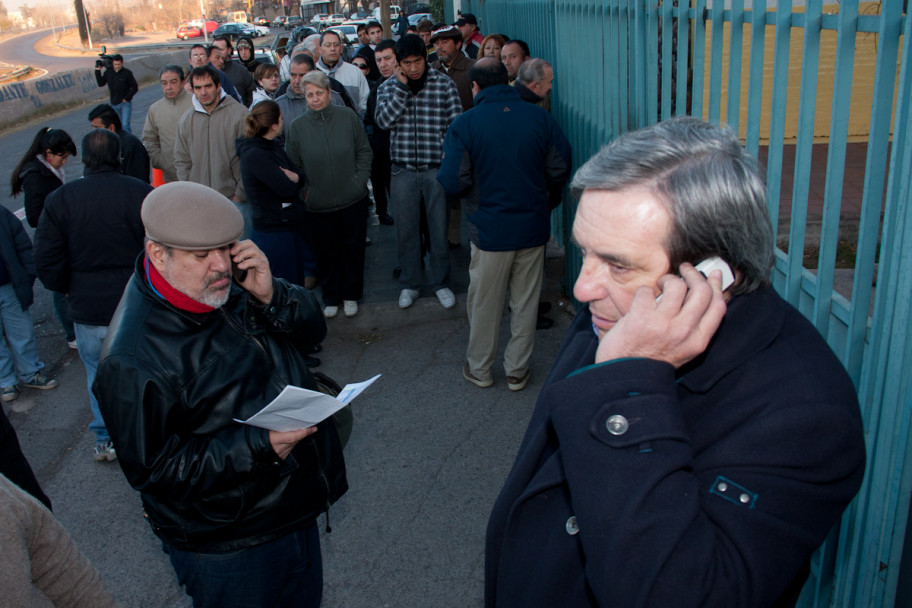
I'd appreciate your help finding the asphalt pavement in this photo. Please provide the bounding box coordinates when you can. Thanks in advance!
[2,71,574,607]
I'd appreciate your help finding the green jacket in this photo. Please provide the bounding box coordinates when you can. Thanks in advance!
[285,104,372,213]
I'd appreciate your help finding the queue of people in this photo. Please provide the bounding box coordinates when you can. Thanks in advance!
[3,12,866,608]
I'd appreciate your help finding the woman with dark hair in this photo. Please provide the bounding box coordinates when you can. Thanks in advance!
[11,127,77,228]
[285,70,372,318]
[236,100,317,289]
[250,63,281,108]
[10,127,77,348]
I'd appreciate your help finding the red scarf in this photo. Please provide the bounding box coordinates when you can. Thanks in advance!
[145,254,215,314]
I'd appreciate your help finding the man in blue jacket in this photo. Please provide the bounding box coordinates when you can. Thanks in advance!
[438,58,571,391]
[484,117,866,607]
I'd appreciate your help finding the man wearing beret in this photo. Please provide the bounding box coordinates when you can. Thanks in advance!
[94,182,347,608]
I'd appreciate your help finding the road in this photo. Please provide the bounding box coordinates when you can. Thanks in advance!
[0,27,102,74]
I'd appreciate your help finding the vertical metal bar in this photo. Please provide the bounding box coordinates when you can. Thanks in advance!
[836,6,912,607]
[812,0,859,339]
[765,0,794,245]
[725,0,744,135]
[645,0,659,125]
[744,0,767,157]
[707,0,724,124]
[690,0,707,118]
[660,2,674,120]
[783,0,822,307]
[843,0,903,384]
[674,0,689,116]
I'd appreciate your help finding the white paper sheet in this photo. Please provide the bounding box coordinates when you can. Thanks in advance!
[235,374,381,432]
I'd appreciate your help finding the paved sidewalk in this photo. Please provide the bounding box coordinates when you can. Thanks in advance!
[6,204,572,607]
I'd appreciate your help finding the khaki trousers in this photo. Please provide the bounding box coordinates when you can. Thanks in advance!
[465,243,545,382]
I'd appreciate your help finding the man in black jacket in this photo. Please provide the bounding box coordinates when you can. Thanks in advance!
[94,54,138,132]
[94,182,346,608]
[34,129,152,462]
[88,103,151,183]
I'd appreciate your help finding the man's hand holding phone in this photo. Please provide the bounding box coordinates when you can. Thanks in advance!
[229,240,274,305]
[595,262,728,368]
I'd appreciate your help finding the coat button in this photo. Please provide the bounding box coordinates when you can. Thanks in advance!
[606,414,629,435]
[565,516,579,535]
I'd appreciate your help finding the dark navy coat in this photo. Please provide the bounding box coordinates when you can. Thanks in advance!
[437,84,571,252]
[485,286,866,607]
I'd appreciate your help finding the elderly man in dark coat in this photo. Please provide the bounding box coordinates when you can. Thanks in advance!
[485,118,866,608]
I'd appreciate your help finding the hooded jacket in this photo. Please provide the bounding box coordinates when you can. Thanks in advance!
[285,103,372,213]
[174,92,248,201]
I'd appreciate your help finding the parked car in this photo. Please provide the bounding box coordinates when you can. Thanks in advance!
[240,21,269,37]
[213,22,258,41]
[328,14,345,26]
[409,3,432,14]
[271,15,287,27]
[408,13,432,26]
[285,15,303,29]
[311,13,329,26]
[176,25,202,40]
[256,16,269,26]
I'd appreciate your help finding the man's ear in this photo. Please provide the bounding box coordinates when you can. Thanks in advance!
[146,241,167,272]
[471,81,481,98]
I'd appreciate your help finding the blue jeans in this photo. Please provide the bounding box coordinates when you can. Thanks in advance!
[113,100,132,133]
[0,284,43,387]
[165,524,323,608]
[74,323,109,443]
[390,164,450,291]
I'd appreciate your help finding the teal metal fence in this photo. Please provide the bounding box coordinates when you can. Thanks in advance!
[461,0,912,605]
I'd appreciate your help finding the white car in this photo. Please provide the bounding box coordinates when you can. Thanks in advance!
[239,22,269,37]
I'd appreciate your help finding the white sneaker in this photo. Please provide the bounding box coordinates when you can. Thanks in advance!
[435,287,456,309]
[343,300,358,317]
[398,289,419,309]
[324,305,339,318]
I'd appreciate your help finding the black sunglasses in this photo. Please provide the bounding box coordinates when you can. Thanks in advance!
[353,63,369,70]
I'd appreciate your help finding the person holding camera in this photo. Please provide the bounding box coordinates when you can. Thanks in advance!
[94,53,139,133]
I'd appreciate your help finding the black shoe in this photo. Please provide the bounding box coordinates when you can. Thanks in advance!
[536,315,554,330]
[303,343,323,354]
[379,213,394,226]
[449,241,461,250]
[538,301,552,315]
[392,266,402,278]
[304,355,321,368]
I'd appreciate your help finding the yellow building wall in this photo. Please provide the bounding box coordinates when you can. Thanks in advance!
[702,2,896,143]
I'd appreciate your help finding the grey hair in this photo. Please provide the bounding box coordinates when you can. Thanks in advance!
[301,70,330,91]
[159,65,185,80]
[516,58,550,86]
[302,34,321,55]
[571,117,773,294]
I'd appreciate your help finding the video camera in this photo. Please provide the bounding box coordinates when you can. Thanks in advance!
[95,45,114,70]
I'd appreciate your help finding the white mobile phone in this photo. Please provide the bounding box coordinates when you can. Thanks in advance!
[656,256,735,302]
[695,257,735,291]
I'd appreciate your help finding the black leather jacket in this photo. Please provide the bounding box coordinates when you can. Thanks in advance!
[95,255,347,552]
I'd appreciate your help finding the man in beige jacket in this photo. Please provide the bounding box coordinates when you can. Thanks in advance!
[174,66,247,203]
[142,65,193,183]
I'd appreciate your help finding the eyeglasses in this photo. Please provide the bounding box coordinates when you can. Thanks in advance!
[354,63,369,70]
[322,42,342,48]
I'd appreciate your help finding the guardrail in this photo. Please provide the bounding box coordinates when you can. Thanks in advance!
[0,65,32,82]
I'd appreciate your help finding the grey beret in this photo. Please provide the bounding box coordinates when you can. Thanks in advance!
[142,182,244,250]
